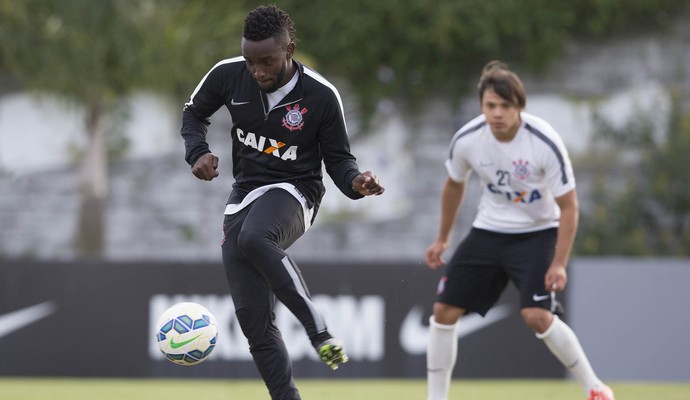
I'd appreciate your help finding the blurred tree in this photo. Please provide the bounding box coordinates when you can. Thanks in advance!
[577,89,690,256]
[0,0,245,257]
[0,0,688,258]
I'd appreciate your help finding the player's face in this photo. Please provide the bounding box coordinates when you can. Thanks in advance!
[242,36,294,93]
[481,89,522,141]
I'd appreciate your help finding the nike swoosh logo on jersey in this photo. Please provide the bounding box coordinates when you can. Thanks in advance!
[169,334,202,349]
[231,99,249,106]
[532,293,550,302]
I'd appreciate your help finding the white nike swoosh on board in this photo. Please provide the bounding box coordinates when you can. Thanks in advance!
[231,99,250,106]
[399,304,513,355]
[532,294,550,302]
[0,301,57,339]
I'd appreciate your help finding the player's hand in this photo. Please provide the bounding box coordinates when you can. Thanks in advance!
[545,264,567,292]
[352,171,385,196]
[425,241,448,270]
[191,153,219,181]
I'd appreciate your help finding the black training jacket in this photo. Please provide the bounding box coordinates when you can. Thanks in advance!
[181,57,364,214]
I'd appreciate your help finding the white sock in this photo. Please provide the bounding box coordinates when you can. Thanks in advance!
[427,316,458,400]
[536,315,603,395]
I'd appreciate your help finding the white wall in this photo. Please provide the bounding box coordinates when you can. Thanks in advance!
[0,92,179,175]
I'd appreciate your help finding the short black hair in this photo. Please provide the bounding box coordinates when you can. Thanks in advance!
[243,5,296,43]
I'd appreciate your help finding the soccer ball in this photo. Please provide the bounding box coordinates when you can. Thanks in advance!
[155,302,218,366]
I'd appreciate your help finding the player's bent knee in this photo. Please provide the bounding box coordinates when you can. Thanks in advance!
[433,302,465,325]
[520,307,553,333]
[237,229,273,257]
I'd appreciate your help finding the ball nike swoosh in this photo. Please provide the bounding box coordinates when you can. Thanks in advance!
[169,334,202,349]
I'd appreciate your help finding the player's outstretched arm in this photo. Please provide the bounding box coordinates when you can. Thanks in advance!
[351,171,385,196]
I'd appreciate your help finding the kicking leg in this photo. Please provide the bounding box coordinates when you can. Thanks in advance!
[222,211,300,400]
[236,189,348,369]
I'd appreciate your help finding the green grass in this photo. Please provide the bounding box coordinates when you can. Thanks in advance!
[1,378,689,399]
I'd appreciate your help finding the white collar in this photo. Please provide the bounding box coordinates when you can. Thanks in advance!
[266,71,299,110]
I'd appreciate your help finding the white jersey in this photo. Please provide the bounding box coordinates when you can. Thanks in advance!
[446,112,576,233]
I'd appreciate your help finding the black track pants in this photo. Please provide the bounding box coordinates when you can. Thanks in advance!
[221,189,330,400]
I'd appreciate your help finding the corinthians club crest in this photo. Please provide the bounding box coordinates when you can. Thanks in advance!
[512,159,530,180]
[282,104,308,131]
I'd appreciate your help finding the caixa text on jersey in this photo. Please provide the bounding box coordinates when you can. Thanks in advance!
[487,184,543,203]
[237,128,298,161]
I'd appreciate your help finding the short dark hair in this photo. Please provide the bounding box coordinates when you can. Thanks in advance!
[477,60,526,109]
[243,5,296,44]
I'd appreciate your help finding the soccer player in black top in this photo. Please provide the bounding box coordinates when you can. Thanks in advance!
[180,5,384,400]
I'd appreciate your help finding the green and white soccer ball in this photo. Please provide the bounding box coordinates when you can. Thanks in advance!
[156,302,218,366]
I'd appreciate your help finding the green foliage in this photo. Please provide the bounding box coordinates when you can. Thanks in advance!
[0,0,246,103]
[0,0,249,256]
[1,0,687,116]
[567,0,681,37]
[274,0,687,120]
[2,0,686,256]
[577,89,690,256]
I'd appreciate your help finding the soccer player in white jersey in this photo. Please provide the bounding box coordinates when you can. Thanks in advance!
[424,61,614,400]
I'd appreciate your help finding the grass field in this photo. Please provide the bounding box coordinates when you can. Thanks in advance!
[1,378,689,400]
